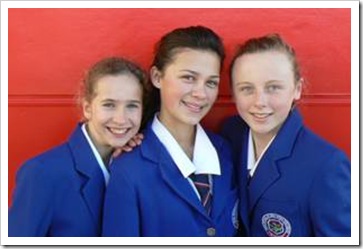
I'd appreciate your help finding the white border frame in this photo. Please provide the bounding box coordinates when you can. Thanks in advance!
[1,0,359,246]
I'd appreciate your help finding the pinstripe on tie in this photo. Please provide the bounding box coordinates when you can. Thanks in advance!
[190,173,212,215]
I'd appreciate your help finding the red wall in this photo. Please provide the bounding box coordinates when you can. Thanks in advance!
[8,8,351,204]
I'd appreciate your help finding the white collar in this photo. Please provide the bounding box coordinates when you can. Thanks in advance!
[247,129,275,177]
[81,123,110,185]
[151,114,221,178]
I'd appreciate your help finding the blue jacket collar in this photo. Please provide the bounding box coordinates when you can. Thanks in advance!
[67,123,105,226]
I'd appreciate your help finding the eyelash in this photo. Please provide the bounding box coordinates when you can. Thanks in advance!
[103,103,115,108]
[181,75,219,88]
[238,85,282,94]
[239,86,253,93]
[266,85,282,92]
[126,103,140,109]
[181,75,195,82]
[206,80,219,88]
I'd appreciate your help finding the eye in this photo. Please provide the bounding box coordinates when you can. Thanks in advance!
[126,103,140,109]
[102,102,115,108]
[206,80,219,89]
[266,84,282,93]
[181,75,196,83]
[238,85,254,95]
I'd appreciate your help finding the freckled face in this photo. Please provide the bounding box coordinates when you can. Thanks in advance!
[83,74,143,155]
[231,51,302,141]
[151,49,221,129]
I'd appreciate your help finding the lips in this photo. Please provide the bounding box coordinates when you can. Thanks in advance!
[182,100,206,113]
[250,112,272,121]
[107,127,131,137]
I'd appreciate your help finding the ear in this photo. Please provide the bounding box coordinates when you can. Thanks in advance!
[82,98,92,120]
[294,78,303,101]
[150,66,162,89]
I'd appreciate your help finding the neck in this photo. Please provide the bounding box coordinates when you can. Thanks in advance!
[96,146,113,165]
[158,114,196,160]
[251,132,274,161]
[85,124,113,165]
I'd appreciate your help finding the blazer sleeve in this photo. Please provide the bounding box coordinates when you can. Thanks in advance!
[309,150,351,236]
[8,160,54,236]
[102,167,140,236]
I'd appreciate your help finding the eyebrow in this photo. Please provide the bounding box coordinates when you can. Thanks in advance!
[180,69,220,79]
[101,99,142,104]
[235,80,283,86]
[265,80,283,84]
[128,100,142,104]
[235,81,252,86]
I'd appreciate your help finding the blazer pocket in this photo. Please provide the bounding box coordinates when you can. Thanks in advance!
[251,198,302,237]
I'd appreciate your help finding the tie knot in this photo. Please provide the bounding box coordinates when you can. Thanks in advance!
[190,173,209,186]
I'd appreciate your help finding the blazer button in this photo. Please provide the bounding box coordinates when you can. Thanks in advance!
[207,227,216,236]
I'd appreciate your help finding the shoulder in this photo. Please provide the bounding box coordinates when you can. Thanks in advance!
[285,126,351,180]
[17,143,74,182]
[203,129,233,157]
[220,115,248,141]
[110,144,154,178]
[206,130,227,147]
[204,128,235,173]
[219,115,248,158]
[221,115,247,132]
[298,127,349,161]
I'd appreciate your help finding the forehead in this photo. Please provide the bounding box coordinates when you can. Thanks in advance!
[94,74,142,98]
[233,51,294,79]
[167,48,221,73]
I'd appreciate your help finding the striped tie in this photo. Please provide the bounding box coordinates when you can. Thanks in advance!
[190,173,212,215]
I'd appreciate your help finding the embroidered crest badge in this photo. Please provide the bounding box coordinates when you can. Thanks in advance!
[261,213,291,237]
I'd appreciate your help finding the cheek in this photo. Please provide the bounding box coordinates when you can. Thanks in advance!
[90,108,110,123]
[234,95,251,110]
[162,87,184,107]
[208,88,219,101]
[270,94,295,110]
[128,110,143,126]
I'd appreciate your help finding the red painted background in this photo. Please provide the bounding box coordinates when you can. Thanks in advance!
[8,8,351,204]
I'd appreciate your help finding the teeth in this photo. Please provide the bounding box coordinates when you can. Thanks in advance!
[109,128,128,134]
[253,113,269,118]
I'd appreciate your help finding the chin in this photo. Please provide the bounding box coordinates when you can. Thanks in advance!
[186,117,202,126]
[111,139,130,148]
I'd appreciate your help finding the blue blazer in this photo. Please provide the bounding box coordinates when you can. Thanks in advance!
[9,124,106,236]
[103,123,239,237]
[221,109,351,237]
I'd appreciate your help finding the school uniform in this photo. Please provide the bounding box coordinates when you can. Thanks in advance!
[9,123,108,237]
[102,116,239,237]
[221,109,351,237]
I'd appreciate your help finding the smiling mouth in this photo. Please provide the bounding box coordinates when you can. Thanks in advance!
[251,112,272,120]
[107,127,131,136]
[182,100,206,113]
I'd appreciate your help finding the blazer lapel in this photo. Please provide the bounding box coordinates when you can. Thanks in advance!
[209,134,235,220]
[210,173,229,219]
[238,126,250,234]
[68,124,106,226]
[159,155,209,219]
[247,109,304,214]
[248,156,280,213]
[140,125,210,221]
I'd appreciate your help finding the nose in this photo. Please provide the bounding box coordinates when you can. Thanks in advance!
[254,90,267,108]
[113,106,128,124]
[191,81,207,99]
